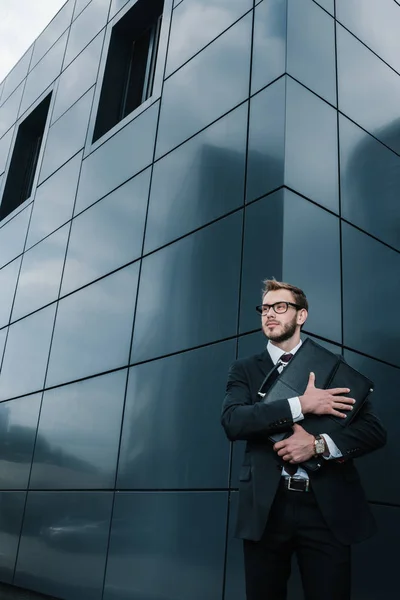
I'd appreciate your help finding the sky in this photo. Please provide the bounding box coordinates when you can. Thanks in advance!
[0,0,67,83]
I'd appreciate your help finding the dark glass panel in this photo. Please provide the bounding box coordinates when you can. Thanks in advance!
[246,78,285,203]
[342,223,400,366]
[339,115,400,250]
[30,370,126,489]
[145,104,247,253]
[131,212,242,362]
[47,263,139,387]
[287,0,336,105]
[0,394,41,490]
[12,225,69,320]
[63,169,150,294]
[103,492,227,600]
[118,341,234,489]
[285,78,339,212]
[15,491,113,600]
[166,0,253,76]
[156,13,251,157]
[251,0,287,95]
[0,304,56,401]
[76,102,157,214]
[0,492,26,583]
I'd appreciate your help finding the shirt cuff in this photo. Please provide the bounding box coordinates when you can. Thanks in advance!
[321,434,343,459]
[288,397,304,422]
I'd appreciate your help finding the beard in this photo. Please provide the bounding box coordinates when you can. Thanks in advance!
[263,315,298,343]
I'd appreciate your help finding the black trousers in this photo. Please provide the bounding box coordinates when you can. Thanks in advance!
[243,482,351,600]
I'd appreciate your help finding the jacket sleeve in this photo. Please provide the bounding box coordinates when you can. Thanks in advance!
[326,397,387,460]
[221,359,294,441]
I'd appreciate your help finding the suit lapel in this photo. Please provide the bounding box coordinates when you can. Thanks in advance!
[256,349,274,377]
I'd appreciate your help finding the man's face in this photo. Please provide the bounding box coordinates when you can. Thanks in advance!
[261,289,307,343]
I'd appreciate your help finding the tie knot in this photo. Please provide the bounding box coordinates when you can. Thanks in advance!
[280,353,293,364]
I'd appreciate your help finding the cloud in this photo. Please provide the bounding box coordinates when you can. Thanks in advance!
[0,0,67,83]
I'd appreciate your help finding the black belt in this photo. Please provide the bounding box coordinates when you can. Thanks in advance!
[281,477,310,492]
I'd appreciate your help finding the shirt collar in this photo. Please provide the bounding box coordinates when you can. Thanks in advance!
[267,339,302,365]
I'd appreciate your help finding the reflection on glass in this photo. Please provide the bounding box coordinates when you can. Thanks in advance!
[337,24,400,154]
[118,341,234,489]
[339,115,400,251]
[47,263,139,387]
[251,0,286,95]
[156,13,251,157]
[285,78,339,212]
[12,225,69,321]
[246,77,285,203]
[1,46,32,105]
[0,82,24,139]
[0,257,22,328]
[342,223,400,366]
[287,0,336,105]
[145,104,247,253]
[62,169,150,294]
[31,0,75,69]
[27,152,82,249]
[64,0,110,68]
[314,0,334,16]
[75,102,158,214]
[0,127,15,174]
[15,491,113,599]
[104,492,227,600]
[0,395,41,489]
[30,370,126,489]
[166,0,253,76]
[0,204,31,269]
[52,31,105,123]
[19,32,67,116]
[0,304,57,401]
[336,0,400,73]
[74,0,93,20]
[0,492,26,583]
[39,88,94,183]
[132,213,242,362]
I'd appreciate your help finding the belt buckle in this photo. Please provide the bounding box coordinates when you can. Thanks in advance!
[287,477,309,492]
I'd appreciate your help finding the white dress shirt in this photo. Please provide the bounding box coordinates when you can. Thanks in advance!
[267,340,342,479]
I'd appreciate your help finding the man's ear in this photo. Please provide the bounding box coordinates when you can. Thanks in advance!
[297,309,308,326]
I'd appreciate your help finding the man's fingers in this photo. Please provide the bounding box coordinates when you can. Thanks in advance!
[333,402,354,411]
[282,454,292,462]
[306,371,316,389]
[327,387,351,396]
[330,396,355,406]
[273,441,286,452]
[292,423,303,432]
[330,409,347,419]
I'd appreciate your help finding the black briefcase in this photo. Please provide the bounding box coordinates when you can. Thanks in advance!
[258,338,374,470]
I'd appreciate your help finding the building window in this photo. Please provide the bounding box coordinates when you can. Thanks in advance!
[93,0,164,142]
[0,93,51,222]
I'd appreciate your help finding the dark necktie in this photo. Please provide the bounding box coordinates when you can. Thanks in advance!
[279,353,293,366]
[279,353,298,476]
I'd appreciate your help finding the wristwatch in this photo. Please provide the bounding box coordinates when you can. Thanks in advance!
[314,435,326,456]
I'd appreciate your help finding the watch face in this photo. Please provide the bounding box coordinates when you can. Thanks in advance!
[315,438,325,454]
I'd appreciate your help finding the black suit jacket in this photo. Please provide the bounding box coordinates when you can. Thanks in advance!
[221,350,387,545]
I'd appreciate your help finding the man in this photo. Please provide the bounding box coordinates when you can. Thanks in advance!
[221,279,386,600]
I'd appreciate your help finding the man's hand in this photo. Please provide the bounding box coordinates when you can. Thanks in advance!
[299,372,355,418]
[273,424,315,463]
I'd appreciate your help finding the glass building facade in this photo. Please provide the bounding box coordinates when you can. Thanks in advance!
[0,0,397,598]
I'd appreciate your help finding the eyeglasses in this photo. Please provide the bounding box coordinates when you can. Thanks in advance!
[255,302,302,315]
